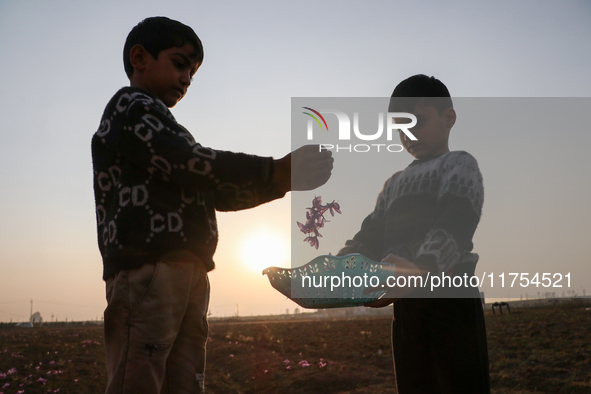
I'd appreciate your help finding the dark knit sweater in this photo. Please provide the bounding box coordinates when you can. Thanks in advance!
[340,151,484,277]
[92,87,285,280]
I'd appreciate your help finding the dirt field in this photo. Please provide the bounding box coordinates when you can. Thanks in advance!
[1,301,590,393]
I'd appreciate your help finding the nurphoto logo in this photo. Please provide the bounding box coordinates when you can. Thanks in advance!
[302,107,418,153]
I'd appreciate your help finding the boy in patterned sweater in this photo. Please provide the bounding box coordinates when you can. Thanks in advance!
[339,75,490,393]
[92,17,332,394]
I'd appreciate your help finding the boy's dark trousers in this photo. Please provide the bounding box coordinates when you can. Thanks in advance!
[392,292,490,394]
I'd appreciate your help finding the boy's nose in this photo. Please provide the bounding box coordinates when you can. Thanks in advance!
[181,71,191,86]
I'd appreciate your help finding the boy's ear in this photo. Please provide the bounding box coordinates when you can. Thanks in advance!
[129,44,149,73]
[445,108,457,128]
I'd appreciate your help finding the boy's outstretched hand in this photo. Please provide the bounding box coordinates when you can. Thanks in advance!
[274,145,334,193]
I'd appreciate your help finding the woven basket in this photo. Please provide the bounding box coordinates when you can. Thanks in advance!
[263,253,396,309]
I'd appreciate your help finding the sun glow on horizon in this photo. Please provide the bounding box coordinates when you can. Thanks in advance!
[241,228,290,273]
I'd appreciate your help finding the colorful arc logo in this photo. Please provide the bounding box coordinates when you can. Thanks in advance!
[302,107,329,131]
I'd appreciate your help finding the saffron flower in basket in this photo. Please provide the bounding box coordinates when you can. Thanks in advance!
[297,196,341,249]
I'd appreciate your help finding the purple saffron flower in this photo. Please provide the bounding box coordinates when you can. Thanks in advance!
[303,236,320,249]
[298,196,341,249]
[298,360,310,367]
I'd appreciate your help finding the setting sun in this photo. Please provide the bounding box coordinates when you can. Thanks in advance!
[240,228,290,273]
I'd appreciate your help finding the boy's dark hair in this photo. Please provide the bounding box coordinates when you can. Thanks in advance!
[388,74,453,114]
[123,16,204,78]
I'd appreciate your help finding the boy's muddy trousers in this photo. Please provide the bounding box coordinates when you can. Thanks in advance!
[103,260,210,394]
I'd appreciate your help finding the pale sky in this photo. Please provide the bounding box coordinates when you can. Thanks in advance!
[1,1,590,321]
